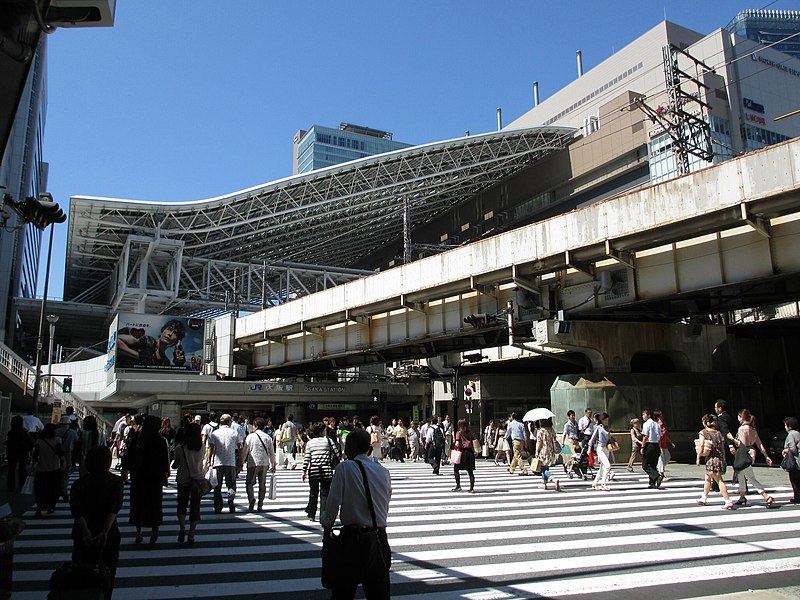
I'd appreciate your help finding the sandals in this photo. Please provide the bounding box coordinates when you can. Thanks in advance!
[697,498,708,506]
[765,495,776,508]
[734,497,748,506]
[134,532,143,544]
[723,502,734,510]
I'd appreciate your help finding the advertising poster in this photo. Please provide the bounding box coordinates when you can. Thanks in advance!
[114,313,205,373]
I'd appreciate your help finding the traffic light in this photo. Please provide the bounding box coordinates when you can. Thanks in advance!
[62,377,73,393]
[464,313,491,327]
[371,388,380,403]
[23,193,66,229]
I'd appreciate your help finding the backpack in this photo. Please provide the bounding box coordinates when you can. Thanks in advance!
[432,426,445,449]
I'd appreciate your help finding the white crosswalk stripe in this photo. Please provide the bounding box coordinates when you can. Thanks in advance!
[11,459,800,599]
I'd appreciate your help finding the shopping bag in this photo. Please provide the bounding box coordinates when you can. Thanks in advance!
[20,475,34,496]
[449,448,462,465]
[205,467,218,489]
[530,457,543,473]
[481,443,488,458]
[276,447,285,468]
[269,473,277,500]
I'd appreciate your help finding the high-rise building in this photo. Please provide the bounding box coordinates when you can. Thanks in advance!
[726,9,800,60]
[0,41,48,350]
[293,123,414,174]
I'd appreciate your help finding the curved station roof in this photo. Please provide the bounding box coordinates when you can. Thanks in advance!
[66,126,574,312]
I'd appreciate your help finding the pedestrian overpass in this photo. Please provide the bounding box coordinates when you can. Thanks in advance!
[236,137,800,374]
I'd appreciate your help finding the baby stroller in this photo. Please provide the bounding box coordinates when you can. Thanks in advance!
[564,441,594,480]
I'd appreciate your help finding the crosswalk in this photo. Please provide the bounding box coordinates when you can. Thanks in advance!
[11,459,800,599]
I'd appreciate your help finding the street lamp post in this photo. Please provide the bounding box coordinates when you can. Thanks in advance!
[46,314,59,397]
[31,220,58,414]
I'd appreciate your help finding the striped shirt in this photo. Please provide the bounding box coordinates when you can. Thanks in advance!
[303,436,340,481]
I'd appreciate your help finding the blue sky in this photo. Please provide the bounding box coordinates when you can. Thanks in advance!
[40,0,789,297]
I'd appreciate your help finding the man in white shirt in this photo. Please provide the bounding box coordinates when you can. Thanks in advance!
[244,417,276,512]
[321,428,391,598]
[201,411,220,446]
[206,414,243,513]
[442,415,453,464]
[22,411,44,436]
[641,408,663,489]
[425,418,445,475]
[279,415,300,469]
[419,418,431,462]
[577,408,595,441]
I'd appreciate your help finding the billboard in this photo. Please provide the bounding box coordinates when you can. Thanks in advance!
[112,313,206,373]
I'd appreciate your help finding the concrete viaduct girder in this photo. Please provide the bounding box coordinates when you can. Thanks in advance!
[237,138,800,374]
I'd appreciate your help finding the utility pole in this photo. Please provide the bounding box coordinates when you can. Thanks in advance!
[636,44,714,176]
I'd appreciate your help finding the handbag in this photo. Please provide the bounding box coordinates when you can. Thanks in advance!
[607,438,620,453]
[780,453,799,472]
[369,429,379,447]
[450,448,462,465]
[733,443,753,472]
[530,456,543,473]
[327,438,340,469]
[694,435,713,457]
[472,438,481,452]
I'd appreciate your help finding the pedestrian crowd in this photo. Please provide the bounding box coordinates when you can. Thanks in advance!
[4,399,799,600]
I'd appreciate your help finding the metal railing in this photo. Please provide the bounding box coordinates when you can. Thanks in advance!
[0,342,36,393]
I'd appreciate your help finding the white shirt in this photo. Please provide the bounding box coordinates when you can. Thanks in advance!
[424,424,444,444]
[22,415,44,433]
[642,418,662,444]
[577,415,595,437]
[244,430,276,468]
[201,421,219,442]
[321,454,391,529]
[208,425,242,467]
[112,416,127,435]
[443,419,453,436]
[232,421,246,441]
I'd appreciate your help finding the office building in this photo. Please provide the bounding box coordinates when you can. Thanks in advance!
[0,41,48,351]
[293,123,414,174]
[726,9,800,61]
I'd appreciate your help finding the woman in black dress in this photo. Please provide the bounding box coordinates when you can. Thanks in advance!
[70,445,123,600]
[128,415,170,544]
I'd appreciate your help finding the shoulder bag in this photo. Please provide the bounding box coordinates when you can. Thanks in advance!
[321,460,389,589]
[733,442,753,472]
[780,453,799,472]
[327,437,340,469]
[694,433,713,457]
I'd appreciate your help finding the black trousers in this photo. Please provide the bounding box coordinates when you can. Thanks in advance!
[6,456,28,492]
[789,468,800,501]
[428,445,442,473]
[330,527,391,600]
[306,478,331,519]
[642,443,660,485]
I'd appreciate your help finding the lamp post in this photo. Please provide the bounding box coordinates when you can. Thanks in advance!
[31,217,59,414]
[46,314,59,397]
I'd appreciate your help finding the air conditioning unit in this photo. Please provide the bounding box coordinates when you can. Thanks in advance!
[46,0,116,27]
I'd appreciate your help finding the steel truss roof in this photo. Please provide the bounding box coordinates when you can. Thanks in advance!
[66,126,575,315]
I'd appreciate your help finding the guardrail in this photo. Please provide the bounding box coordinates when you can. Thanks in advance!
[0,342,35,393]
[0,341,113,439]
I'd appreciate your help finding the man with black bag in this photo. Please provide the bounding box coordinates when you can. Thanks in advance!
[321,428,392,599]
